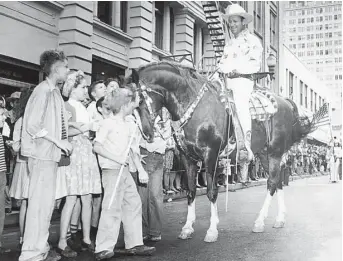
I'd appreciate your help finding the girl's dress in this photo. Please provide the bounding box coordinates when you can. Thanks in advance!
[56,98,101,199]
[9,117,29,200]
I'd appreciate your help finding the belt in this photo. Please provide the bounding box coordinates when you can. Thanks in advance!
[140,147,164,156]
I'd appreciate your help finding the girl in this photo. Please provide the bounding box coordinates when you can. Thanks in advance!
[9,89,33,249]
[56,71,101,257]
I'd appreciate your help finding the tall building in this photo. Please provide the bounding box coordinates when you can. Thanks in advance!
[283,1,342,138]
[0,1,282,95]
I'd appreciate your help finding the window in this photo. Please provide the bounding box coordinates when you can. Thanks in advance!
[300,81,303,105]
[270,11,277,47]
[120,1,128,32]
[237,1,248,11]
[305,85,308,108]
[310,89,313,111]
[97,1,111,25]
[319,96,322,108]
[289,72,294,99]
[253,1,262,34]
[154,1,164,49]
[314,92,317,111]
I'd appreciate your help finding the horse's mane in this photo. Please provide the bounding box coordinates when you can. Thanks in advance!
[138,61,218,94]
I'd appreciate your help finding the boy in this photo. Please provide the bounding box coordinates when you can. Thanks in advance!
[87,80,107,123]
[93,88,155,260]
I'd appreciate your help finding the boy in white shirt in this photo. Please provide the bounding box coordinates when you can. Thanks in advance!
[93,88,155,260]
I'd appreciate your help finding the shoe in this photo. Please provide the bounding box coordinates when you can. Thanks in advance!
[56,246,78,258]
[81,240,95,252]
[149,235,162,242]
[125,245,156,256]
[67,237,82,252]
[43,249,61,261]
[95,250,114,260]
[5,208,11,214]
[114,245,156,256]
[0,247,11,254]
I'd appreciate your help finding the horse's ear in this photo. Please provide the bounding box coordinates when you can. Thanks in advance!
[132,69,139,85]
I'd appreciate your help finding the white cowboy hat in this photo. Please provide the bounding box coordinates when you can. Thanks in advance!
[222,4,253,25]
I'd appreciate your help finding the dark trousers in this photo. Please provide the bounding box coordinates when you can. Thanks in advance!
[135,149,164,237]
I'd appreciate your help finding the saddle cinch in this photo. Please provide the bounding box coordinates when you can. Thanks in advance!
[220,72,278,122]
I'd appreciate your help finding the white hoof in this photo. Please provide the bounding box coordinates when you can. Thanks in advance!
[178,227,194,240]
[252,223,265,233]
[273,220,285,228]
[204,229,218,243]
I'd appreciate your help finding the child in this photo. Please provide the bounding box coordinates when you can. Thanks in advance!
[9,89,32,249]
[93,88,155,260]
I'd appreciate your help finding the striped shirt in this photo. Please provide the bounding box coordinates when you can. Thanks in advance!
[0,134,7,173]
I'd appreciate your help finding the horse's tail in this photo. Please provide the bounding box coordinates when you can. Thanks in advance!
[286,98,312,143]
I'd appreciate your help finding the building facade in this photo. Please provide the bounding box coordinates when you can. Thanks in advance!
[282,1,342,139]
[279,44,332,144]
[0,1,282,94]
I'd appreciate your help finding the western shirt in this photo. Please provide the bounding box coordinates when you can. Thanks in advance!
[219,28,263,74]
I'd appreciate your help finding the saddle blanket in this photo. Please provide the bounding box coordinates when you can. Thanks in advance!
[249,90,278,121]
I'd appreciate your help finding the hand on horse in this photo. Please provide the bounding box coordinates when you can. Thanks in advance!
[138,169,149,184]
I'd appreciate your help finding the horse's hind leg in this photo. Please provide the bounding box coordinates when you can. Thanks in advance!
[178,156,197,240]
[253,156,282,233]
[274,166,286,228]
[204,147,220,243]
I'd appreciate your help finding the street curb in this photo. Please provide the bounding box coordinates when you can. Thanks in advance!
[4,173,328,228]
[163,173,327,202]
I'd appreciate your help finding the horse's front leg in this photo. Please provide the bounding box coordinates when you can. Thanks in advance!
[178,198,196,239]
[178,159,197,240]
[204,201,219,243]
[204,147,220,243]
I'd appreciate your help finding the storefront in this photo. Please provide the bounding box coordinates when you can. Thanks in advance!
[0,56,40,96]
[91,56,126,82]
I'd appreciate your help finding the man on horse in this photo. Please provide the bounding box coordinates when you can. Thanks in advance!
[217,4,263,162]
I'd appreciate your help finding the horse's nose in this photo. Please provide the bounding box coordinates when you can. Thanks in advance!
[147,135,154,143]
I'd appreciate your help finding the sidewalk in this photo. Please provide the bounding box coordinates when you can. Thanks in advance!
[162,172,329,202]
[4,172,328,228]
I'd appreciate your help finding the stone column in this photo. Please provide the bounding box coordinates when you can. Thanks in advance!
[163,2,171,52]
[58,1,93,83]
[174,8,195,66]
[111,1,121,28]
[127,1,153,68]
[194,25,202,66]
[93,1,98,17]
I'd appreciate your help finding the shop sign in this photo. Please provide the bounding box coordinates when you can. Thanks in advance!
[0,61,39,84]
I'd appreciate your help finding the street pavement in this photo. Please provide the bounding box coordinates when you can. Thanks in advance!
[1,175,341,261]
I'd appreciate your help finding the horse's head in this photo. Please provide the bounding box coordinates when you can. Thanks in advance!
[126,69,167,143]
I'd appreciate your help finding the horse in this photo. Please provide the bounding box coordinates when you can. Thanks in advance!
[128,61,315,242]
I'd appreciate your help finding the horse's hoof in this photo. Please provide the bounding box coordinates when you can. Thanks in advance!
[273,221,285,228]
[204,229,218,243]
[178,228,194,240]
[252,224,265,233]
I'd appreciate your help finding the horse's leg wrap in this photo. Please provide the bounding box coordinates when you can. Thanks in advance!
[204,202,219,243]
[178,199,196,240]
[274,189,286,228]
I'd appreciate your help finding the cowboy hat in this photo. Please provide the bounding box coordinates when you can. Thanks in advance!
[222,4,253,25]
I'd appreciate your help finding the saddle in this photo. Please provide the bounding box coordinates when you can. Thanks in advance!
[217,72,278,122]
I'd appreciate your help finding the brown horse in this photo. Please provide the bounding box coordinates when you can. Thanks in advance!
[128,61,315,242]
